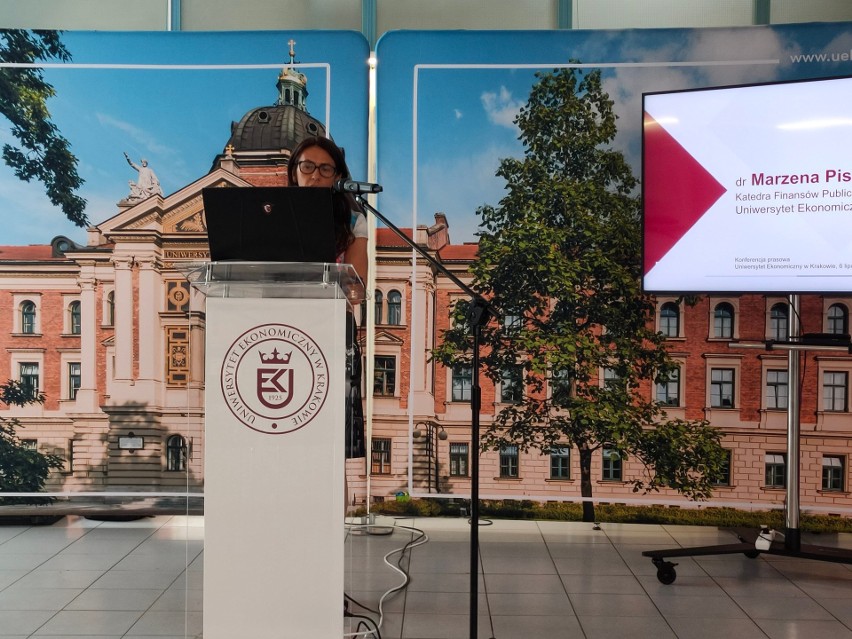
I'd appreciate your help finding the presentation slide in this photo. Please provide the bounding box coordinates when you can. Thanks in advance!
[643,75,852,293]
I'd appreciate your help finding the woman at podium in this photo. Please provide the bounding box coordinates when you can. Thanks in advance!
[287,136,368,284]
[287,136,367,462]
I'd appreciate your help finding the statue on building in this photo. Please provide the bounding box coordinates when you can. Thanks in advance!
[123,152,163,200]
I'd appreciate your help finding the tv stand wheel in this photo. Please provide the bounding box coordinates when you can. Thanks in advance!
[651,559,678,585]
[744,550,760,559]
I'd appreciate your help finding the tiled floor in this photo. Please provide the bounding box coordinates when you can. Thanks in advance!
[0,513,850,638]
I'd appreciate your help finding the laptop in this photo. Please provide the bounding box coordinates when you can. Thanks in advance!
[202,186,337,263]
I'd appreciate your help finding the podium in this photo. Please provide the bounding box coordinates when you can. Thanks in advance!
[184,261,362,639]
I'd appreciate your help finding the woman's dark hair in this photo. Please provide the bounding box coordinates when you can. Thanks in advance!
[287,136,361,257]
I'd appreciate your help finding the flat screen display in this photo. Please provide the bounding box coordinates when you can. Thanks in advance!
[642,75,852,293]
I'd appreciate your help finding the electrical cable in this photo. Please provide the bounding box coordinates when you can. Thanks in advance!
[342,520,428,638]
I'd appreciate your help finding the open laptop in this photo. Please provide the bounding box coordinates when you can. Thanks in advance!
[202,186,337,263]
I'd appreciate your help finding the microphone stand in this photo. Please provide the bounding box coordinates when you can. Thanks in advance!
[355,194,498,639]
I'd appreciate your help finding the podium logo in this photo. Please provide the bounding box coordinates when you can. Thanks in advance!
[220,323,329,434]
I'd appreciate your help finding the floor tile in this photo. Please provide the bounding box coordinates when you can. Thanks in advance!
[64,588,164,611]
[30,610,142,636]
[0,514,850,638]
[578,614,676,639]
[754,618,852,639]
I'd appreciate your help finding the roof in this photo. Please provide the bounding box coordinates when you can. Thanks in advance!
[376,227,413,247]
[438,243,478,261]
[227,105,325,153]
[0,245,59,261]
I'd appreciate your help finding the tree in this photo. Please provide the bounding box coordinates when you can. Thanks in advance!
[0,29,87,226]
[0,379,64,505]
[432,67,727,522]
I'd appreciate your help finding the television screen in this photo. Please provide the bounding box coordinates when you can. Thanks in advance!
[642,75,852,294]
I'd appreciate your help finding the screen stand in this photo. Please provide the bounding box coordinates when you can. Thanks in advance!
[642,294,852,584]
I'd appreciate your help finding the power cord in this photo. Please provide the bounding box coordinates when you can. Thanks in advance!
[343,520,428,639]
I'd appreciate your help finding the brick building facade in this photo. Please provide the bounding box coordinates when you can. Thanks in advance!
[1,65,850,514]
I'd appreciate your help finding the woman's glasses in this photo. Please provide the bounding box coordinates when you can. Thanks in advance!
[297,160,337,178]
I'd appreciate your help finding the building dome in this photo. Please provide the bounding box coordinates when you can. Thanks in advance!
[226,104,325,154]
[225,55,325,156]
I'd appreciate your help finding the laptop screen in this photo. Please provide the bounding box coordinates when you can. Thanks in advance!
[202,186,337,263]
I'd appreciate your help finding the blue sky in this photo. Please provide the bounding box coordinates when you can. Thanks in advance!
[375,23,852,243]
[0,30,369,247]
[2,24,851,247]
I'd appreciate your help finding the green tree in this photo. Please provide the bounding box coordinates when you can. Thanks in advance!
[433,67,726,522]
[0,29,87,226]
[0,379,65,505]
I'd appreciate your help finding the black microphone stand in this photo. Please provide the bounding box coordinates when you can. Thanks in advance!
[355,194,498,639]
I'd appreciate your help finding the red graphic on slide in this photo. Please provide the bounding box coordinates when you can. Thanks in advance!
[643,112,727,275]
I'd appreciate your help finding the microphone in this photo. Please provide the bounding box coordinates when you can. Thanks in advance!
[333,179,383,194]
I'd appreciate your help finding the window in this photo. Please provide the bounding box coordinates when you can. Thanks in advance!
[710,368,735,408]
[766,370,788,410]
[765,453,786,488]
[500,365,523,404]
[373,290,383,324]
[822,456,845,491]
[713,302,734,338]
[387,290,402,325]
[602,448,622,481]
[373,356,396,396]
[550,446,571,480]
[69,301,82,335]
[166,435,187,472]
[823,371,848,412]
[551,367,572,406]
[451,365,472,402]
[449,443,469,476]
[770,303,788,341]
[371,438,392,474]
[659,302,679,337]
[19,362,39,399]
[656,368,680,406]
[502,311,522,335]
[106,291,115,326]
[451,298,471,331]
[602,368,620,391]
[712,449,732,486]
[499,445,519,478]
[21,301,36,334]
[68,363,81,400]
[828,303,848,336]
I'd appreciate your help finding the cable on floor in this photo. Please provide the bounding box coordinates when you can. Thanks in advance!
[343,520,428,638]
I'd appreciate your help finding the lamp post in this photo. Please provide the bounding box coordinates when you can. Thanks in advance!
[413,421,448,493]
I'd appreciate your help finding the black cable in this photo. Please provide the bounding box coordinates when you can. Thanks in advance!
[345,592,379,616]
[343,522,428,638]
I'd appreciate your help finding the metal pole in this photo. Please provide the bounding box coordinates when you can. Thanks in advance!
[786,294,801,551]
[433,426,440,494]
[427,428,433,494]
[469,316,483,639]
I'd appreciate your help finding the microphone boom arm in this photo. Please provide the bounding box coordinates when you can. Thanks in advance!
[355,192,498,639]
[354,194,499,322]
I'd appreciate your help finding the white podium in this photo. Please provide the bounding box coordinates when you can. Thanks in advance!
[185,261,361,639]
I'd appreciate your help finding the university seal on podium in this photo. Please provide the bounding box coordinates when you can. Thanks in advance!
[220,323,329,434]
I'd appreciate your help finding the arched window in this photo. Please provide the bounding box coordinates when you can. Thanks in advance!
[374,290,383,325]
[106,291,115,326]
[770,303,788,341]
[660,302,679,337]
[69,301,81,335]
[387,290,402,325]
[828,303,848,335]
[21,301,36,334]
[713,303,734,339]
[166,435,187,472]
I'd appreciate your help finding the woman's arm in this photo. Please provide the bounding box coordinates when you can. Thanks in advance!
[343,236,368,302]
